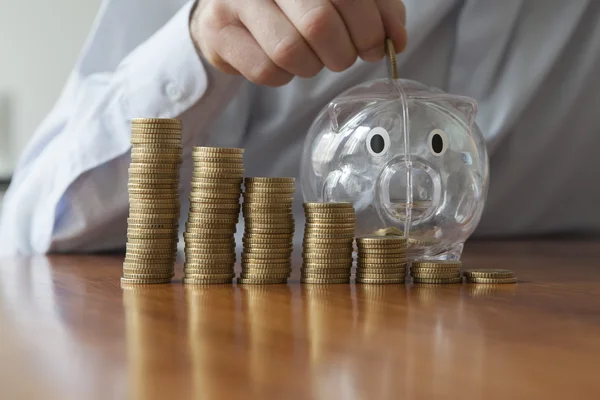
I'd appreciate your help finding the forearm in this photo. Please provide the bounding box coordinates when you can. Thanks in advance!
[0,1,243,255]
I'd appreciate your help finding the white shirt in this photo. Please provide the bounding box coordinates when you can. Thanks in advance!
[1,0,599,255]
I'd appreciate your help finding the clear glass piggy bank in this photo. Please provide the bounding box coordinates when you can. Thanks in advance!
[300,78,489,261]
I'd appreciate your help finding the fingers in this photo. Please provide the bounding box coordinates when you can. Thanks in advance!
[237,0,323,77]
[213,24,294,87]
[275,0,357,72]
[330,0,386,62]
[375,0,407,53]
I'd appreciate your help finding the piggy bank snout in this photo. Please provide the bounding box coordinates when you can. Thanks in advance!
[378,157,442,222]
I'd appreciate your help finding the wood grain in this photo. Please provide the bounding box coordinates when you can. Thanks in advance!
[1,239,600,399]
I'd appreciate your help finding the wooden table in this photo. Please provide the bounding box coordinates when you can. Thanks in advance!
[1,240,599,399]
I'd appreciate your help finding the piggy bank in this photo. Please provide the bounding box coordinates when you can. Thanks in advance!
[300,78,489,261]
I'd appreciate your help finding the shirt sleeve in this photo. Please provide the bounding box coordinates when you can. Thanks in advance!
[0,0,244,255]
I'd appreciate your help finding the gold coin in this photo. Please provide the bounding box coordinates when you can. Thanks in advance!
[242,203,292,209]
[412,277,463,284]
[356,235,407,244]
[127,233,175,240]
[302,254,353,262]
[189,202,240,209]
[240,272,290,279]
[122,273,175,280]
[302,262,352,269]
[303,232,354,240]
[124,253,176,261]
[122,269,174,276]
[304,226,355,232]
[305,221,355,228]
[192,146,244,154]
[184,272,236,279]
[127,219,178,227]
[120,277,172,285]
[128,210,179,217]
[385,37,398,80]
[411,272,461,280]
[243,233,293,240]
[185,261,235,269]
[465,277,518,284]
[301,266,350,274]
[190,185,241,194]
[193,164,245,173]
[301,247,351,255]
[357,259,408,266]
[126,237,177,245]
[241,262,290,269]
[243,215,294,221]
[237,278,288,285]
[181,234,234,242]
[241,256,290,264]
[183,232,232,240]
[185,218,237,227]
[356,272,405,279]
[305,211,356,218]
[129,161,180,169]
[245,228,295,235]
[184,268,234,275]
[193,172,245,180]
[356,268,405,275]
[300,277,349,284]
[128,176,179,183]
[241,265,291,272]
[301,272,349,279]
[130,124,182,131]
[189,195,241,203]
[131,118,181,125]
[131,145,182,153]
[126,241,176,249]
[242,247,292,254]
[244,187,296,194]
[191,176,244,184]
[243,243,292,250]
[183,245,235,253]
[357,250,407,257]
[130,139,182,147]
[183,277,233,285]
[305,217,356,224]
[192,154,243,162]
[131,131,181,138]
[408,236,441,246]
[463,269,515,279]
[130,154,182,162]
[242,238,293,246]
[303,202,353,209]
[303,237,354,244]
[411,261,462,269]
[184,226,234,234]
[355,278,404,284]
[244,177,294,184]
[244,222,294,229]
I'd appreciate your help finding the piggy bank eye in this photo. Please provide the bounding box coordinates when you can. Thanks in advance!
[428,129,447,156]
[366,127,390,157]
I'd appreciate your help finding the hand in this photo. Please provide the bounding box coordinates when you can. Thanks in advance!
[190,0,407,87]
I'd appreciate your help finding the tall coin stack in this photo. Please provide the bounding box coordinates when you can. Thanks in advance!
[122,118,182,285]
[301,203,355,284]
[239,178,295,284]
[410,260,463,284]
[355,236,408,284]
[183,147,244,285]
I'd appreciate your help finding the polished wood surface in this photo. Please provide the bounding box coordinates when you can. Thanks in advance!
[1,240,600,399]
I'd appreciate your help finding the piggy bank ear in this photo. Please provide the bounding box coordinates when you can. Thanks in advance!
[428,94,478,132]
[327,95,392,133]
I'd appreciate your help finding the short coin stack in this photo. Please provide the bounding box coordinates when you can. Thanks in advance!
[183,147,244,285]
[301,203,355,284]
[463,269,518,284]
[122,118,182,285]
[239,178,295,284]
[410,260,463,284]
[355,236,408,284]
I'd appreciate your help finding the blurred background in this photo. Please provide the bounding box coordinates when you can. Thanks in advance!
[0,0,101,195]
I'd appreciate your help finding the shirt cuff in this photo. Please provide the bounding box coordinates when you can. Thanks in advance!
[122,1,207,119]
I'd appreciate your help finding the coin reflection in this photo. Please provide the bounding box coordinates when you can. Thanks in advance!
[239,285,295,397]
[122,284,180,400]
[186,285,237,400]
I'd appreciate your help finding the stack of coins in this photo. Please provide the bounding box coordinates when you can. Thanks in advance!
[301,203,355,284]
[183,147,244,285]
[239,178,295,284]
[355,236,408,284]
[410,260,463,284]
[463,269,518,284]
[122,118,182,285]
